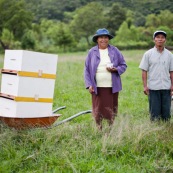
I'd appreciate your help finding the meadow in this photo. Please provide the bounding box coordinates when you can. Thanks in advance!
[0,50,173,173]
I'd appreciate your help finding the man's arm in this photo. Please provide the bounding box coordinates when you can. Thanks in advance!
[142,70,149,95]
[170,71,173,96]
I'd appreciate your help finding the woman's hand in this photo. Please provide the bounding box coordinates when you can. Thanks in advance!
[106,67,117,73]
[89,86,94,94]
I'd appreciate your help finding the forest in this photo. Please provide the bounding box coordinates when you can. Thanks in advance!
[0,0,173,53]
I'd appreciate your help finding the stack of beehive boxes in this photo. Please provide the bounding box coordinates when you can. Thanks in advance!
[0,50,58,118]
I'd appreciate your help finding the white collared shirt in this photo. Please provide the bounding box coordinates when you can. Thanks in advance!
[139,46,173,90]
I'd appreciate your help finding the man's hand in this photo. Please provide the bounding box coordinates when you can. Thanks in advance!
[170,85,173,96]
[144,86,149,95]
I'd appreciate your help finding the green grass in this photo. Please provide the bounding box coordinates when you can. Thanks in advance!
[1,50,173,173]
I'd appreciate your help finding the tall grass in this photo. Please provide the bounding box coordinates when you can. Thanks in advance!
[0,50,173,172]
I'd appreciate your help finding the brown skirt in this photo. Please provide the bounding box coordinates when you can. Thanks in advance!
[92,87,119,125]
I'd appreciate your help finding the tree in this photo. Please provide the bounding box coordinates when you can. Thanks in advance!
[21,30,36,50]
[133,12,146,27]
[38,19,75,52]
[114,21,141,43]
[158,10,173,29]
[70,2,106,46]
[106,3,126,35]
[0,29,14,49]
[145,10,173,30]
[125,10,135,29]
[114,22,133,42]
[50,23,76,52]
[25,0,83,22]
[0,0,33,49]
[145,14,161,28]
[23,0,173,24]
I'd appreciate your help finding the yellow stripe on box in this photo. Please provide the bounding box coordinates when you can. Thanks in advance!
[18,71,56,79]
[14,97,53,103]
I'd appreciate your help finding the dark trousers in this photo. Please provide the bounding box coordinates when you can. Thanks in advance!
[149,90,171,121]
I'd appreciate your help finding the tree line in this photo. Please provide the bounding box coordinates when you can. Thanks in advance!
[0,0,173,53]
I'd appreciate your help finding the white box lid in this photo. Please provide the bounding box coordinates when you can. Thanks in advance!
[3,50,58,74]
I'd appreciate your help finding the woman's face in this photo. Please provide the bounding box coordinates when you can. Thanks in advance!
[97,35,109,49]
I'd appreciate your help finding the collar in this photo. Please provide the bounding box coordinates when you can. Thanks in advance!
[154,46,165,53]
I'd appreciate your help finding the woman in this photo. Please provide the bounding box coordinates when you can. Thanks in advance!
[84,28,127,129]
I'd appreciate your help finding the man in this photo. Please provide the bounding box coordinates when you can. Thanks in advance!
[139,30,173,121]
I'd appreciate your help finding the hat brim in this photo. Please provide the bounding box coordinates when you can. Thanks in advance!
[153,31,167,38]
[92,34,114,43]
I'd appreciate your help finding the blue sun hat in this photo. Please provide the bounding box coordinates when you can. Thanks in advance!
[92,28,114,43]
[153,30,167,38]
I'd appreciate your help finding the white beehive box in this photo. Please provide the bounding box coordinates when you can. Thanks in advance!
[1,74,55,98]
[4,50,57,74]
[0,97,52,118]
[0,50,58,118]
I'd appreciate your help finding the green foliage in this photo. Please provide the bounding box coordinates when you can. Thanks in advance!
[145,10,173,29]
[112,0,173,16]
[36,19,76,52]
[158,10,173,29]
[0,0,33,50]
[24,0,173,23]
[51,23,76,52]
[70,2,106,46]
[114,22,140,42]
[33,19,59,53]
[125,10,135,28]
[1,0,173,51]
[21,30,36,50]
[145,14,161,28]
[0,0,33,39]
[106,3,126,35]
[114,41,149,50]
[25,0,85,22]
[133,12,146,27]
[0,28,14,49]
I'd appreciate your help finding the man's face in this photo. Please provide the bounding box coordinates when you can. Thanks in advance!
[97,35,109,49]
[154,34,166,47]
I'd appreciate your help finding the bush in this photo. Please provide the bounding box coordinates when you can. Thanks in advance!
[21,30,35,50]
[113,41,150,50]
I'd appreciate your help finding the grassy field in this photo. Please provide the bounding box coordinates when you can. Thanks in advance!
[0,50,173,173]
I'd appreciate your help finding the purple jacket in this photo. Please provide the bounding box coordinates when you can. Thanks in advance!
[84,44,127,94]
